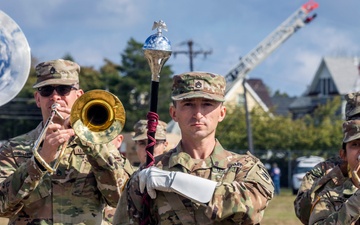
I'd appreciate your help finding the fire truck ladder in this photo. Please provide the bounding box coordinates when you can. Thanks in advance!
[225,0,319,93]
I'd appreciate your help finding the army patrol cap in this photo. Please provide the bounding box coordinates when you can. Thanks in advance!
[345,92,360,120]
[33,59,80,88]
[171,71,226,102]
[132,119,167,141]
[342,120,360,143]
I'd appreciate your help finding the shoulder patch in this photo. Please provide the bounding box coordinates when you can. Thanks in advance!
[256,165,272,185]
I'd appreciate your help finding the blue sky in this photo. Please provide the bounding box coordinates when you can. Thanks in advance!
[1,0,359,97]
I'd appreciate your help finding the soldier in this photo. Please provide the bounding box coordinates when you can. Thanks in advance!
[294,92,360,224]
[113,71,274,225]
[102,133,126,225]
[132,119,168,166]
[308,120,360,224]
[0,59,134,224]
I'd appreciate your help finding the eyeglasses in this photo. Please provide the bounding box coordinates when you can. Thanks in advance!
[136,140,165,147]
[38,85,77,97]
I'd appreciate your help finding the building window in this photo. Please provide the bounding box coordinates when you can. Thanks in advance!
[313,78,335,96]
[237,93,245,106]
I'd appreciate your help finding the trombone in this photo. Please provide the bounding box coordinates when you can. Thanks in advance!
[351,155,360,188]
[32,90,126,174]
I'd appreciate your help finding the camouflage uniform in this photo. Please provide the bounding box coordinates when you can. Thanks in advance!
[305,120,360,224]
[115,141,273,224]
[0,123,133,225]
[294,92,360,224]
[308,166,360,225]
[0,59,134,225]
[114,72,274,225]
[294,157,344,224]
[132,120,167,141]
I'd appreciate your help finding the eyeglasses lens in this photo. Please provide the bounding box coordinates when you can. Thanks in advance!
[38,85,75,97]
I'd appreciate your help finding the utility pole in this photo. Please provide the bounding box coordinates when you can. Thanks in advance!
[173,39,212,71]
[242,78,254,153]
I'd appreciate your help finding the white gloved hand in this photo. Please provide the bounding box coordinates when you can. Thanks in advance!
[139,167,217,203]
[139,167,175,199]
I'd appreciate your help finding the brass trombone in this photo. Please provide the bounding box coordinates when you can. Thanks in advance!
[32,90,126,174]
[351,155,360,187]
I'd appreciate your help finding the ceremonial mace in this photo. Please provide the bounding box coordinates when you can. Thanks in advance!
[143,20,172,166]
[141,20,172,225]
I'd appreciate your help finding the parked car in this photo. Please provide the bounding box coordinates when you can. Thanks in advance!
[292,156,325,195]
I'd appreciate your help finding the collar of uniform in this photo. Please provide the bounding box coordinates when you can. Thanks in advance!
[168,139,230,170]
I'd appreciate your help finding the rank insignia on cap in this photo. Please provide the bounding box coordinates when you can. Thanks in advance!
[194,80,203,89]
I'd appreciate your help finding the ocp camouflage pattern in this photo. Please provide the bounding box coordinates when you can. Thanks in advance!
[342,120,360,143]
[308,166,360,225]
[114,140,274,225]
[171,72,226,102]
[294,156,344,224]
[0,122,134,225]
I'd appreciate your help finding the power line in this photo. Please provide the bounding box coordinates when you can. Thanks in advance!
[173,39,212,71]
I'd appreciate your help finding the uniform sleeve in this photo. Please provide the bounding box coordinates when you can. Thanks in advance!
[0,143,47,217]
[114,169,142,225]
[309,189,360,225]
[205,159,274,224]
[113,179,136,225]
[294,165,326,224]
[80,140,134,208]
[294,159,341,224]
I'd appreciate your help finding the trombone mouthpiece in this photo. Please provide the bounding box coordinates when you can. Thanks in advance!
[358,155,360,161]
[51,103,60,110]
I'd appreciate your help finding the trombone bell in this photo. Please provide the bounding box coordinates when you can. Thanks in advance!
[70,90,126,144]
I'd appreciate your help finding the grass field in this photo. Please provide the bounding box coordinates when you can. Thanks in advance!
[0,188,302,225]
[262,188,303,225]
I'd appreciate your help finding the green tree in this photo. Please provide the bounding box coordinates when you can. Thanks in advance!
[217,97,343,159]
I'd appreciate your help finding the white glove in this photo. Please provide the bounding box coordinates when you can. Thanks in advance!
[139,167,217,203]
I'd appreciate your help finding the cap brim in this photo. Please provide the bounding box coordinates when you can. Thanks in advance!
[132,134,166,141]
[344,132,360,143]
[132,133,148,141]
[172,91,224,102]
[33,79,78,88]
[347,108,360,118]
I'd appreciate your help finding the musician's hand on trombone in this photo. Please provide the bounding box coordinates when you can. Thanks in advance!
[38,102,75,164]
[49,101,71,126]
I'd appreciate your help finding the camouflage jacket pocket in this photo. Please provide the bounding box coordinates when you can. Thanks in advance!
[22,178,51,206]
[72,157,94,196]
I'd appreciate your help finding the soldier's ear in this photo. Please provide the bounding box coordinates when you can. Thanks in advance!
[339,148,346,161]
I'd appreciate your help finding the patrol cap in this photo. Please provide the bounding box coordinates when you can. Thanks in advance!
[342,120,360,143]
[33,59,80,88]
[171,71,226,102]
[345,92,360,120]
[132,119,167,141]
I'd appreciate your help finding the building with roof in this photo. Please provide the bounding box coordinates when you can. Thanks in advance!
[289,56,360,119]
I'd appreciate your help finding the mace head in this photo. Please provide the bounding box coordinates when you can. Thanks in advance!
[143,20,172,81]
[143,20,171,52]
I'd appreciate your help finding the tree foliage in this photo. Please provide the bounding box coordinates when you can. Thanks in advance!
[217,96,343,158]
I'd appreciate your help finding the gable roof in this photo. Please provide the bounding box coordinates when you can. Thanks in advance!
[306,56,360,95]
[247,78,273,109]
[290,56,360,115]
